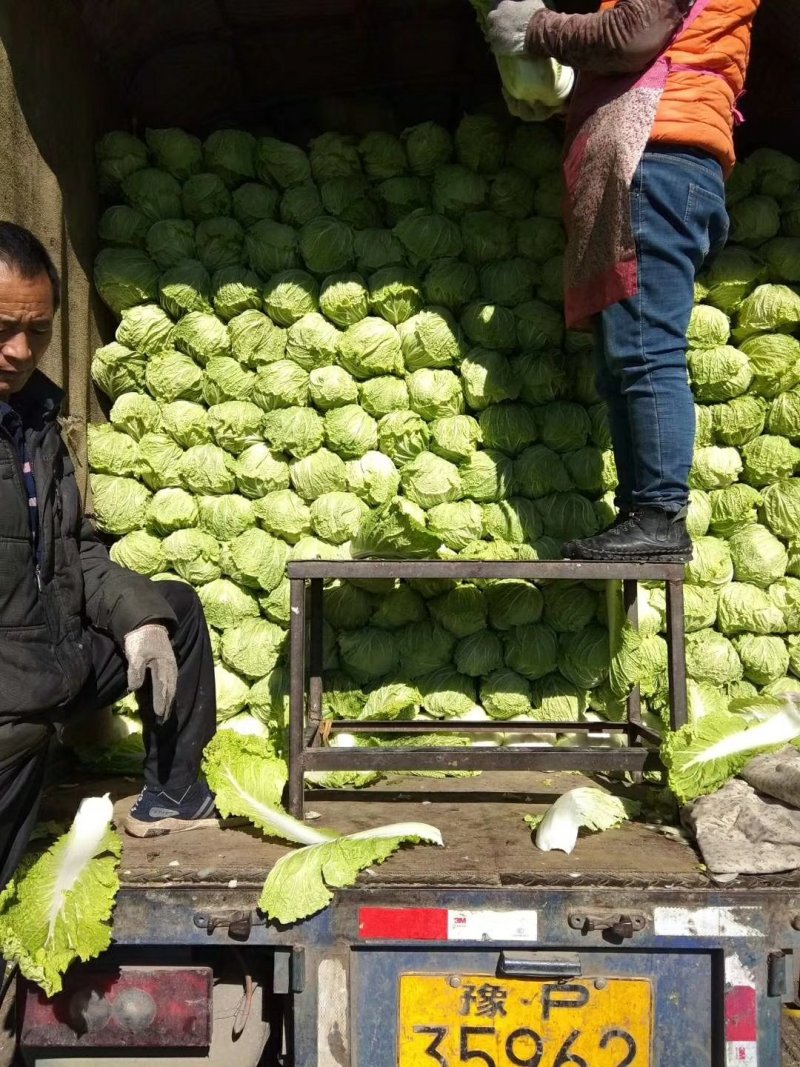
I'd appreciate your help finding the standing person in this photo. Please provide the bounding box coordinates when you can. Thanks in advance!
[0,222,222,894]
[488,0,760,561]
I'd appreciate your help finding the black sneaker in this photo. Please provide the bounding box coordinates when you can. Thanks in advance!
[124,781,226,838]
[562,505,693,563]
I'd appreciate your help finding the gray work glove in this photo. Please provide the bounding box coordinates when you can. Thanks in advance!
[124,624,178,724]
[487,0,545,57]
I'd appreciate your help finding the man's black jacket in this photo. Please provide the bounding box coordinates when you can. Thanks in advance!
[0,371,175,716]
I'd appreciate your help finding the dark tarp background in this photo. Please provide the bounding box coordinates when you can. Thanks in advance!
[0,1,122,491]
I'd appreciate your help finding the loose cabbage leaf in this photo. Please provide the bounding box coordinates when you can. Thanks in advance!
[203,733,442,923]
[0,796,120,995]
[524,787,639,854]
[662,701,800,805]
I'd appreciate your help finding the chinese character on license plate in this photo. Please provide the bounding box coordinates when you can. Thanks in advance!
[398,974,652,1067]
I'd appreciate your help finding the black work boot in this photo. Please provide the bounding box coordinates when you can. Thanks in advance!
[562,505,630,559]
[562,505,692,563]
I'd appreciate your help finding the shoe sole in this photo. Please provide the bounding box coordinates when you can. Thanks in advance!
[566,548,692,564]
[123,815,248,839]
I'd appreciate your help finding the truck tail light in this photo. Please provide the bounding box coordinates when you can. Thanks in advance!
[18,966,212,1050]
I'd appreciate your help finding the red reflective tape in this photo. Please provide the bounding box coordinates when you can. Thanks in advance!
[726,985,758,1043]
[358,907,448,940]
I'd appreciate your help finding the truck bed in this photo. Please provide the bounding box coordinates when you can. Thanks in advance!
[40,771,800,893]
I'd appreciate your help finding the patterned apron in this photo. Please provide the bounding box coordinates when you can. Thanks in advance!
[561,0,734,329]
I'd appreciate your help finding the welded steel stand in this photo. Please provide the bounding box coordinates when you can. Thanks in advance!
[287,560,687,818]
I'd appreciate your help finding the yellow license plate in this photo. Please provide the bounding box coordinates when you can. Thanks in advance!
[398,974,652,1067]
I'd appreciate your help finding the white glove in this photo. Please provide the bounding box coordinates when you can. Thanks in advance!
[124,624,178,723]
[487,0,545,57]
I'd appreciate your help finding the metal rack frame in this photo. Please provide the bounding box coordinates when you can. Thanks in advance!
[287,560,687,817]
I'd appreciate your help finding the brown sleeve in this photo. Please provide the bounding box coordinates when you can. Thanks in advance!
[526,0,693,75]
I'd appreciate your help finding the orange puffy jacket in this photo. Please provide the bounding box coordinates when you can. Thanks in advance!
[527,0,760,173]
[636,0,759,172]
[601,0,759,169]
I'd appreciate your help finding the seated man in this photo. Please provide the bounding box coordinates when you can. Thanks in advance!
[0,222,220,890]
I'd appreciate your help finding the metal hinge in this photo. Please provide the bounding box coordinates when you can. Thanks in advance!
[768,950,792,999]
[274,947,306,994]
[193,909,266,940]
[568,912,647,941]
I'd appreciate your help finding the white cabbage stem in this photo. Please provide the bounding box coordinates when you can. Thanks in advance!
[685,701,800,768]
[47,794,114,942]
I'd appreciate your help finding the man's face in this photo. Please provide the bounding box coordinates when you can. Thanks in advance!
[0,264,55,401]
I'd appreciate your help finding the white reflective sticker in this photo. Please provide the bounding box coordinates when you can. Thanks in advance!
[446,909,538,942]
[725,953,757,988]
[653,906,763,938]
[727,1040,758,1066]
[318,957,348,1067]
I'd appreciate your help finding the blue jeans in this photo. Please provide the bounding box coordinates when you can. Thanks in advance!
[595,146,729,512]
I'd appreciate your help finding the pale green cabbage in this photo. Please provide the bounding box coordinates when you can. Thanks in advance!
[481,669,532,721]
[253,489,311,544]
[198,578,260,630]
[728,523,788,586]
[686,305,731,348]
[96,131,147,191]
[741,434,800,486]
[360,376,410,418]
[402,451,462,509]
[137,432,184,490]
[147,488,200,535]
[717,582,786,635]
[163,529,222,584]
[319,273,369,326]
[221,618,285,680]
[197,494,255,540]
[221,528,287,592]
[109,530,166,576]
[252,361,309,412]
[182,173,231,222]
[90,475,151,535]
[263,269,319,326]
[338,317,402,379]
[179,443,235,496]
[351,497,440,560]
[290,448,348,501]
[309,365,359,411]
[310,492,369,545]
[461,348,519,410]
[324,404,378,459]
[87,424,141,478]
[212,266,262,321]
[263,407,324,458]
[94,247,160,316]
[377,411,431,464]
